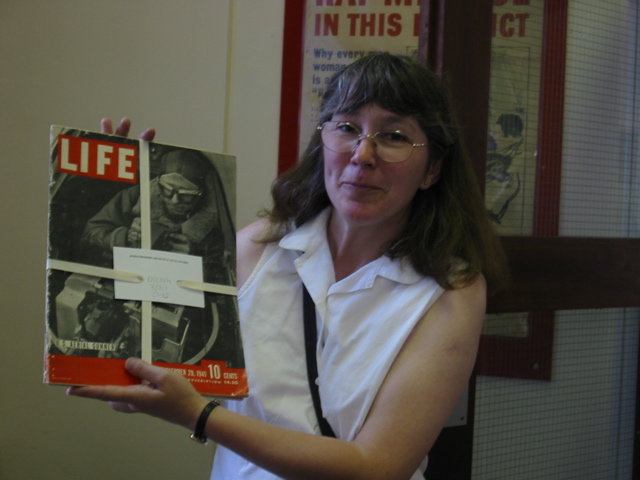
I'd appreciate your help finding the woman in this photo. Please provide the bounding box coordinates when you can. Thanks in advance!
[69,53,506,480]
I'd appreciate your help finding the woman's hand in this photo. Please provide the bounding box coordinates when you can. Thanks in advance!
[66,358,209,432]
[101,117,156,142]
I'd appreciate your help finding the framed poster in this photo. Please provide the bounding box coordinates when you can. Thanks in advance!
[481,1,546,348]
[479,0,569,381]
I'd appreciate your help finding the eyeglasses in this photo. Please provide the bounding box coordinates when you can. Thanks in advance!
[317,121,427,163]
[157,179,202,204]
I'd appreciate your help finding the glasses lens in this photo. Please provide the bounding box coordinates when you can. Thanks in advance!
[320,122,359,154]
[373,132,414,163]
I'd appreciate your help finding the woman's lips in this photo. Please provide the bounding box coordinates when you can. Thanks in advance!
[341,180,380,191]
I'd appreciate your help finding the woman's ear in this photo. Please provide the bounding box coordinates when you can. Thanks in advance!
[419,159,442,190]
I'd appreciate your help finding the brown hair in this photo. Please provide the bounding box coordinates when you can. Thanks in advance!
[263,53,507,292]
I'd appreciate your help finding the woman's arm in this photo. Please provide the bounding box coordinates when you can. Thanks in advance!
[235,219,269,289]
[68,276,486,480]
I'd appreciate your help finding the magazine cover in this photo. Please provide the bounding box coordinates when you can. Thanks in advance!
[45,126,247,397]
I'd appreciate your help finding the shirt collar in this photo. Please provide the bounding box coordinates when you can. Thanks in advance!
[279,208,425,291]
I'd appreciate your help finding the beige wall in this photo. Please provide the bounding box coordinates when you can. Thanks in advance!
[0,1,282,478]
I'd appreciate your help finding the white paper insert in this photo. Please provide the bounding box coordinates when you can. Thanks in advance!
[113,247,205,308]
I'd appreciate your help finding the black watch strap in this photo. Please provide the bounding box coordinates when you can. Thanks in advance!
[190,399,220,445]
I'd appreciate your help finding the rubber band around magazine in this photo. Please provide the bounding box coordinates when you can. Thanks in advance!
[46,259,238,296]
[46,258,143,283]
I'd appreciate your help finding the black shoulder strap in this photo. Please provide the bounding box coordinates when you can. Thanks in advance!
[302,284,336,438]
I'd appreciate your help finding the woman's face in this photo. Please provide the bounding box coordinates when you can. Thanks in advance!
[323,104,440,234]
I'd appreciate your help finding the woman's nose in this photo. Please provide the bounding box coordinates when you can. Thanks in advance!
[350,135,378,166]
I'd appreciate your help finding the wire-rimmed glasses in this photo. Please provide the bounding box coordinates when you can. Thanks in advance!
[317,121,427,163]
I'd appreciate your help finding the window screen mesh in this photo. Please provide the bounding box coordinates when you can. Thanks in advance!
[473,1,639,479]
[474,308,638,479]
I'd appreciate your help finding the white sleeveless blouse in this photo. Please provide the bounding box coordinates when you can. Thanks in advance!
[211,208,444,479]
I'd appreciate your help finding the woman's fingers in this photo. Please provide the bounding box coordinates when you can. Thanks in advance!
[114,117,132,136]
[124,357,166,387]
[66,383,147,403]
[100,117,156,141]
[100,117,114,134]
[139,127,156,142]
[66,357,206,429]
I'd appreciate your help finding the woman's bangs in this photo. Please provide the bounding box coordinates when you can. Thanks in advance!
[330,67,418,117]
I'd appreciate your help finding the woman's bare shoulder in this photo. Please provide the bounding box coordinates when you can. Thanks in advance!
[236,219,271,289]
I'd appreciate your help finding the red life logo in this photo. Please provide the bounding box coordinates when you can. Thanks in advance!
[57,134,138,183]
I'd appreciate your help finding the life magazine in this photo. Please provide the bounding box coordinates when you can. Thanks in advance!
[45,126,247,397]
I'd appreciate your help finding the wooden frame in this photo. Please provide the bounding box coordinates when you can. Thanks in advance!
[477,0,569,381]
[418,0,569,382]
[278,0,305,175]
